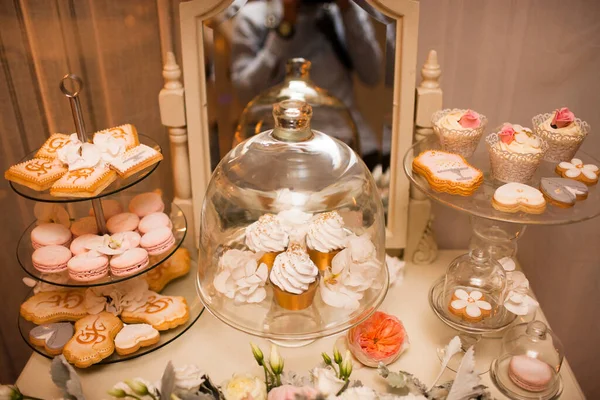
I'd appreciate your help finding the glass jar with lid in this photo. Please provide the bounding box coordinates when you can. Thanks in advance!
[491,320,564,399]
[233,58,360,153]
[198,99,387,343]
[442,249,508,329]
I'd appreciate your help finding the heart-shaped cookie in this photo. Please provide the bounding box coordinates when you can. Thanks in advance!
[114,323,160,355]
[29,322,74,356]
[540,178,588,208]
[492,183,546,214]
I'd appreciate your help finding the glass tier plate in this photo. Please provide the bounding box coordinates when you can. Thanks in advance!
[429,277,517,334]
[18,259,204,366]
[18,204,187,287]
[9,134,161,203]
[197,240,389,343]
[404,135,600,225]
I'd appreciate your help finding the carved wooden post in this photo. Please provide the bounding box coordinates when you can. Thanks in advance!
[159,54,196,251]
[405,50,441,264]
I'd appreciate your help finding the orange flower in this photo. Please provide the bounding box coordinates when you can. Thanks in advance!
[351,311,406,361]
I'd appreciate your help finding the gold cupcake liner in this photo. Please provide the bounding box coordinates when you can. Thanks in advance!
[272,280,318,311]
[307,249,341,272]
[259,251,282,272]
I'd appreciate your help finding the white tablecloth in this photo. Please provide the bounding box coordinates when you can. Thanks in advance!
[16,250,585,399]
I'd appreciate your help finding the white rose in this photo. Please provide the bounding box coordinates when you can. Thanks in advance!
[174,365,205,393]
[0,385,18,400]
[221,374,266,400]
[336,386,378,400]
[311,368,345,397]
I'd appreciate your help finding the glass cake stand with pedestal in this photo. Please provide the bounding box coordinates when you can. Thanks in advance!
[404,134,600,374]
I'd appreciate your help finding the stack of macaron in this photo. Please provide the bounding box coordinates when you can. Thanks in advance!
[30,191,176,282]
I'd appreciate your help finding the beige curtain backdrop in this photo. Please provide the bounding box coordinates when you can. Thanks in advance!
[418,0,600,397]
[1,0,599,398]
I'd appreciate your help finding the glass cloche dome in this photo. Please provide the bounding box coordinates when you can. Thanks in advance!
[198,99,388,342]
[491,320,564,399]
[233,58,360,153]
[442,249,508,330]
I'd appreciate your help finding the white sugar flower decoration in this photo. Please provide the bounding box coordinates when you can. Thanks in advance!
[94,134,126,163]
[320,234,381,310]
[213,249,268,303]
[86,233,133,255]
[558,158,599,180]
[504,271,538,315]
[450,289,492,318]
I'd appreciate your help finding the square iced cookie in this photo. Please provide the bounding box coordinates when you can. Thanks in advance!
[4,158,68,191]
[35,133,75,159]
[109,144,163,178]
[50,165,117,198]
[93,124,139,150]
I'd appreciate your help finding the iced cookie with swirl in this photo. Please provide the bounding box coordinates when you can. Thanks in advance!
[35,133,76,160]
[93,124,139,150]
[540,178,588,208]
[492,183,546,214]
[109,144,163,178]
[448,289,492,323]
[20,290,88,324]
[5,158,67,191]
[50,165,117,198]
[121,292,189,331]
[412,150,483,196]
[63,312,123,368]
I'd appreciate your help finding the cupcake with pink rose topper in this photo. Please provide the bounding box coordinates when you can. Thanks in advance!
[486,123,548,183]
[432,108,488,158]
[532,107,590,162]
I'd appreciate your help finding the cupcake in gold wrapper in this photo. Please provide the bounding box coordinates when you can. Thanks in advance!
[270,244,319,310]
[306,211,348,272]
[245,213,289,271]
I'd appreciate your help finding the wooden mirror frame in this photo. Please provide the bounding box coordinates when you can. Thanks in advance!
[178,0,422,253]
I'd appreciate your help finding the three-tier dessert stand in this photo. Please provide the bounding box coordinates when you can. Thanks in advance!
[8,75,203,365]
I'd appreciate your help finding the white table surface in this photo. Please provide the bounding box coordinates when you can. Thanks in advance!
[16,250,585,399]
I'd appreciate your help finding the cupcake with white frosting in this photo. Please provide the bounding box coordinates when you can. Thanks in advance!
[305,211,348,272]
[432,109,488,158]
[245,214,289,271]
[532,107,590,162]
[486,123,548,183]
[270,244,319,310]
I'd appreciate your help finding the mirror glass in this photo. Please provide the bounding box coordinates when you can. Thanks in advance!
[203,0,396,217]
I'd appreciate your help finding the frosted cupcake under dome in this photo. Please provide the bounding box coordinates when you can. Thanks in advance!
[197,99,388,341]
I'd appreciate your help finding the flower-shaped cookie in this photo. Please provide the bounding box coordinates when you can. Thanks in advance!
[448,289,492,322]
[556,158,599,185]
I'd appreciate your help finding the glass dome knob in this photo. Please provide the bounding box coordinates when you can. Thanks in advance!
[286,58,311,78]
[272,99,313,142]
[526,320,548,340]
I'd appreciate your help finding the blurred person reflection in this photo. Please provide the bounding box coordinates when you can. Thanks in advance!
[231,0,383,168]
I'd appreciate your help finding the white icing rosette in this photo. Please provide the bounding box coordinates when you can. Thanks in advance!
[306,211,348,253]
[277,208,313,244]
[269,245,318,295]
[245,214,289,253]
[320,234,381,310]
[213,249,268,303]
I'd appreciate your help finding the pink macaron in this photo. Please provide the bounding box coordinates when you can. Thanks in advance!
[138,212,173,234]
[67,252,109,282]
[89,199,123,220]
[31,245,72,273]
[70,216,99,237]
[110,248,149,277]
[140,227,175,256]
[31,223,72,249]
[508,355,553,392]
[106,213,140,234]
[69,234,102,255]
[129,192,165,217]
